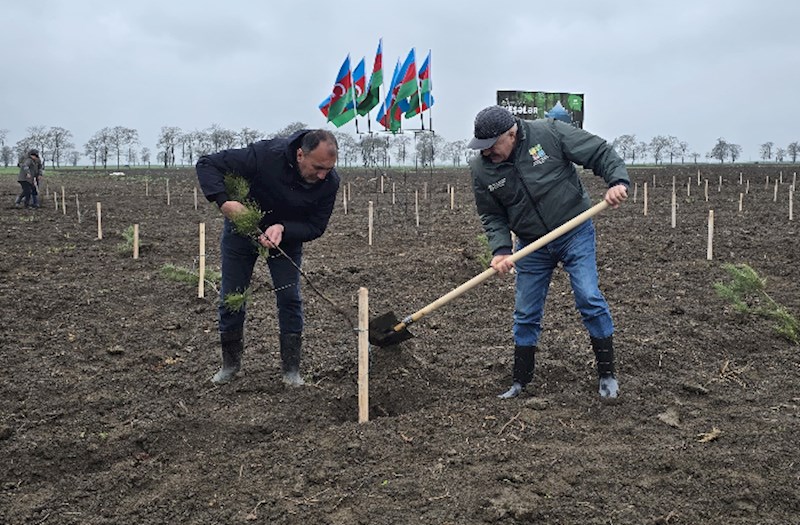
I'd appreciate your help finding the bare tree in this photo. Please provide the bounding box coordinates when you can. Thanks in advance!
[108,126,138,168]
[649,136,672,164]
[238,127,263,147]
[775,147,786,163]
[331,131,356,167]
[206,124,237,153]
[45,127,74,167]
[633,141,649,164]
[612,134,636,163]
[691,152,701,163]
[141,147,151,167]
[759,142,774,161]
[68,150,80,167]
[270,122,307,138]
[0,129,8,148]
[787,142,799,163]
[676,141,689,163]
[729,143,742,162]
[17,125,48,161]
[1,145,13,167]
[415,132,444,168]
[157,126,182,168]
[709,138,730,163]
[392,134,411,165]
[444,139,467,167]
[359,135,389,167]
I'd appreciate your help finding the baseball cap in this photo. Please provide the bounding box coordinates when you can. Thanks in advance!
[468,106,516,150]
[29,149,39,157]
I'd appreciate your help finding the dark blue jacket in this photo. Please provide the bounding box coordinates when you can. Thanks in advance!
[196,130,340,244]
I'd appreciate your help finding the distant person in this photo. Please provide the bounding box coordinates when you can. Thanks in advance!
[30,153,44,208]
[196,129,340,386]
[467,105,629,401]
[15,149,41,208]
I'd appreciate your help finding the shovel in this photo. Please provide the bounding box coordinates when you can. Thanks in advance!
[368,200,610,347]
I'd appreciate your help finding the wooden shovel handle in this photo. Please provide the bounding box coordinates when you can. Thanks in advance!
[400,200,610,328]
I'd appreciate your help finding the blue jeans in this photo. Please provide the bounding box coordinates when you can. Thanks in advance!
[218,219,304,335]
[513,220,613,346]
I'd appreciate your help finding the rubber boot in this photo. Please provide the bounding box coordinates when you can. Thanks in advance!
[498,345,536,399]
[211,330,243,385]
[591,335,619,401]
[280,333,304,386]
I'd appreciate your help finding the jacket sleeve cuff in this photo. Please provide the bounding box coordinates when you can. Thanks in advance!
[212,192,230,207]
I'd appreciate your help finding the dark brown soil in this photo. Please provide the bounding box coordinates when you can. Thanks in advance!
[1,164,798,524]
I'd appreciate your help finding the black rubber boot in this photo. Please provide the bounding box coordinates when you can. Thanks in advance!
[211,330,243,385]
[498,345,536,399]
[591,335,619,400]
[280,333,304,386]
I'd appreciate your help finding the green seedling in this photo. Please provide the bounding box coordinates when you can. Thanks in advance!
[714,263,799,343]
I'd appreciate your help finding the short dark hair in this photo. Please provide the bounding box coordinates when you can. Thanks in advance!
[301,130,338,154]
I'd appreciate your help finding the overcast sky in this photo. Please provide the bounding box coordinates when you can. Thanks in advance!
[3,0,799,162]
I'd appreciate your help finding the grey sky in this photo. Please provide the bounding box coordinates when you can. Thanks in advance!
[3,0,799,162]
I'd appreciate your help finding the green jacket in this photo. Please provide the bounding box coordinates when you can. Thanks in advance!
[470,118,629,255]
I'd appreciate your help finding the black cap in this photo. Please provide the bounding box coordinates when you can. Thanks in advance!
[468,106,516,149]
[29,149,39,157]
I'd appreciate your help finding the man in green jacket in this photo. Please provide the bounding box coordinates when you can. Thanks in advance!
[468,105,628,401]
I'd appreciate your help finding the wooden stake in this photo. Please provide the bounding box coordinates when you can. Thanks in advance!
[672,175,676,193]
[342,189,348,215]
[739,172,743,185]
[166,180,171,206]
[146,180,149,196]
[718,175,722,193]
[780,171,783,184]
[652,173,656,188]
[198,223,206,298]
[53,192,57,211]
[450,185,455,210]
[671,191,676,228]
[347,181,351,201]
[633,182,638,203]
[392,182,396,205]
[773,180,779,202]
[707,210,714,260]
[687,180,691,198]
[793,172,797,188]
[368,201,373,246]
[766,175,770,189]
[415,190,420,227]
[643,182,648,216]
[790,190,794,221]
[97,202,102,239]
[380,175,384,194]
[739,193,744,213]
[358,287,369,424]
[61,186,66,214]
[76,195,81,223]
[704,179,709,202]
[423,181,428,200]
[697,168,701,185]
[194,188,198,210]
[133,224,140,259]
[746,180,749,194]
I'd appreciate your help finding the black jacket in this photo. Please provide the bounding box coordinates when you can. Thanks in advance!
[196,130,340,244]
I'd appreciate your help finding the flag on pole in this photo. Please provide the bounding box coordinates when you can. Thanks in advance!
[377,59,403,132]
[320,55,355,126]
[403,50,434,118]
[357,39,383,116]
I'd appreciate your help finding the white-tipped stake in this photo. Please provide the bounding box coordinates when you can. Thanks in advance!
[358,287,369,424]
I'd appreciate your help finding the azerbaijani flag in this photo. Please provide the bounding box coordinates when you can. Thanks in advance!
[321,55,354,122]
[403,50,434,118]
[357,39,383,116]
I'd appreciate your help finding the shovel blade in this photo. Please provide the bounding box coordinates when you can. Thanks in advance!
[368,311,414,347]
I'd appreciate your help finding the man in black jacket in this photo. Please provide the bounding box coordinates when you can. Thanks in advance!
[468,106,628,401]
[196,129,340,386]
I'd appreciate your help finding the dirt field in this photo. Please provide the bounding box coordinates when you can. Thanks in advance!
[1,163,798,524]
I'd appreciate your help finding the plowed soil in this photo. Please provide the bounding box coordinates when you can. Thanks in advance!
[1,164,798,524]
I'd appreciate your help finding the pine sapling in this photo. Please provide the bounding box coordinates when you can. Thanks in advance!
[714,263,799,343]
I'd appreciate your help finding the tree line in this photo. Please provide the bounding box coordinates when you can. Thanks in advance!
[1,126,798,170]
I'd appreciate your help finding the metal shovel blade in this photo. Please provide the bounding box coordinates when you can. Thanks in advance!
[368,311,414,347]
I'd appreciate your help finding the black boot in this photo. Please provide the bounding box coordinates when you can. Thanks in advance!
[498,345,536,399]
[591,335,619,400]
[280,333,304,386]
[211,330,243,385]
